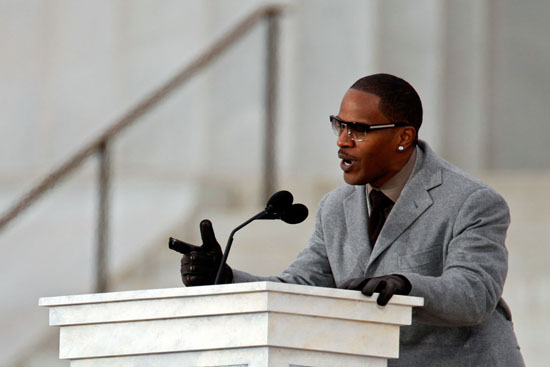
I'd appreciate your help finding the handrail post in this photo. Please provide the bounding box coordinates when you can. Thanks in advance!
[96,141,110,293]
[263,9,280,202]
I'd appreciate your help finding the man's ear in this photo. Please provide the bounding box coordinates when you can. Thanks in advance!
[398,126,416,149]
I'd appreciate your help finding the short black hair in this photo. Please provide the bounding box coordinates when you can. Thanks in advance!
[350,73,423,136]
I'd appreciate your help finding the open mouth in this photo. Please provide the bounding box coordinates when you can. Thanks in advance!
[338,150,356,165]
[339,152,356,172]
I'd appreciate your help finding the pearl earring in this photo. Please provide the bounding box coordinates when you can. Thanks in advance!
[398,146,404,151]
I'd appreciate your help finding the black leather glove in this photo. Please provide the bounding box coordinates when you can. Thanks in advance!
[339,274,411,306]
[169,219,233,286]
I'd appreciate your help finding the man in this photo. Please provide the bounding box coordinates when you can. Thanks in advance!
[177,74,525,366]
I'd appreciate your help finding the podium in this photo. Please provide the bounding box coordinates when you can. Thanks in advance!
[39,282,423,366]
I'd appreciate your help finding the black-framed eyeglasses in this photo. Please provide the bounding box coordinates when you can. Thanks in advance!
[330,115,409,142]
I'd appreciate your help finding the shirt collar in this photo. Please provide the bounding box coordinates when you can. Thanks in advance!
[367,147,417,203]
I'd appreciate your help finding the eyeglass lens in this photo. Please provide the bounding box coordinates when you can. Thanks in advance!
[330,117,366,141]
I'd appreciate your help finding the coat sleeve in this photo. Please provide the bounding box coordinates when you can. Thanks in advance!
[232,194,336,287]
[402,187,510,326]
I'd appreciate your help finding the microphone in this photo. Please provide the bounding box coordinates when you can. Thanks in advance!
[263,190,294,217]
[258,190,309,224]
[281,203,308,224]
[214,190,308,284]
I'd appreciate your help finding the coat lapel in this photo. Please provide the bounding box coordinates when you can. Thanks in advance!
[366,145,443,270]
[344,186,372,274]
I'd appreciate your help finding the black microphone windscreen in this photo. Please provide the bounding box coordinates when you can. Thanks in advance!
[266,190,294,214]
[281,203,308,224]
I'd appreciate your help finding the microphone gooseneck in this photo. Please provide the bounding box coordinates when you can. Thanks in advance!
[213,190,309,284]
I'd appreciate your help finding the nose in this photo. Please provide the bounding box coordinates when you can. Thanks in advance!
[337,127,354,147]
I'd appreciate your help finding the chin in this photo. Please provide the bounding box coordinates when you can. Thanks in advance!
[343,174,367,186]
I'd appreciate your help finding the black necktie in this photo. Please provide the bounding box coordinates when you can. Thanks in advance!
[368,190,394,246]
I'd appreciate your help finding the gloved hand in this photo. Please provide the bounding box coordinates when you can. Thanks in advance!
[339,274,411,306]
[169,219,233,286]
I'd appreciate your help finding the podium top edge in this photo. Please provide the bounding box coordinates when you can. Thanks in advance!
[38,281,424,307]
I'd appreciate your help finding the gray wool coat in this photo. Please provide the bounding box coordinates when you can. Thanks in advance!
[233,140,525,366]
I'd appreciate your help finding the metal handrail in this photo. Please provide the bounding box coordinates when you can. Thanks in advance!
[0,4,283,292]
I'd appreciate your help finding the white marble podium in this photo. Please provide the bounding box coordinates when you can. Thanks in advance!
[39,281,423,366]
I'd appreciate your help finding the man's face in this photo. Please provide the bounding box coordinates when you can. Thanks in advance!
[336,89,402,187]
